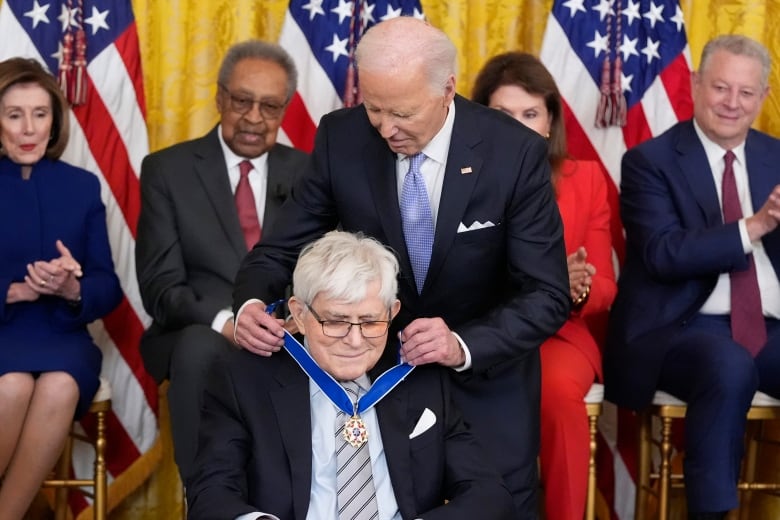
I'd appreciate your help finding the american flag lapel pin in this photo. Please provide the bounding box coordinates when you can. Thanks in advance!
[460,166,473,175]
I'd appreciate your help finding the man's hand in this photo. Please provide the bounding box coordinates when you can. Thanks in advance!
[399,317,465,368]
[746,184,780,242]
[234,301,285,357]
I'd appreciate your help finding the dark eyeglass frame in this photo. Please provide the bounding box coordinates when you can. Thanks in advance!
[218,84,287,119]
[305,303,392,339]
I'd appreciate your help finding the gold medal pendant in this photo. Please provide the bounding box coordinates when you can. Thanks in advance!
[343,415,368,448]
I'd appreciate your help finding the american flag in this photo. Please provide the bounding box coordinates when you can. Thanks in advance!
[0,0,157,517]
[540,0,694,518]
[278,0,424,152]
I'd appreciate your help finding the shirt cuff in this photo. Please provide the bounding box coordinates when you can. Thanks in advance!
[211,308,234,334]
[738,218,753,253]
[451,331,472,372]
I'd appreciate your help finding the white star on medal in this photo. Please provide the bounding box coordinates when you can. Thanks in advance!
[343,415,368,448]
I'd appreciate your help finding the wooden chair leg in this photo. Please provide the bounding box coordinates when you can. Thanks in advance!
[54,428,74,520]
[93,406,108,520]
[635,410,652,520]
[585,411,598,520]
[658,416,673,520]
[738,421,761,520]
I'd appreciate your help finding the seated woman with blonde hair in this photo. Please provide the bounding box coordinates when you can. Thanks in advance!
[0,57,121,519]
[473,51,617,520]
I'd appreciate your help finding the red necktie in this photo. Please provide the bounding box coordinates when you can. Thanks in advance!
[722,150,766,356]
[235,160,261,250]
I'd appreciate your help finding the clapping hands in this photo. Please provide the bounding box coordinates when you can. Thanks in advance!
[23,240,82,302]
[567,246,595,303]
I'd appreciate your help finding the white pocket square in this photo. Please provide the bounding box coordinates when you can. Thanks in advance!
[457,220,495,233]
[409,408,437,439]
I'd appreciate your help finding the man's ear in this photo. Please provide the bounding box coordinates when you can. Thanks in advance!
[390,299,401,320]
[287,297,308,335]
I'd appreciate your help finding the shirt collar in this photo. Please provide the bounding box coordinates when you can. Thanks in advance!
[693,119,746,167]
[399,99,455,165]
[216,124,269,172]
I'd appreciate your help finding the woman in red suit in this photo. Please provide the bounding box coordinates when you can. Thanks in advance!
[473,52,617,520]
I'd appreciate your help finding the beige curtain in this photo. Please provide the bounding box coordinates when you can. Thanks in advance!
[133,0,780,153]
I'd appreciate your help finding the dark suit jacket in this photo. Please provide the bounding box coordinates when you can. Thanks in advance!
[186,348,515,520]
[605,120,780,410]
[136,127,308,381]
[232,96,570,495]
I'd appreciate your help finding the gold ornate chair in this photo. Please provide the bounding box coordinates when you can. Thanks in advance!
[635,390,780,520]
[584,382,604,520]
[42,376,111,520]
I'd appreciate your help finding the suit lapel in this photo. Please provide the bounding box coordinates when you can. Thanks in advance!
[745,131,775,211]
[676,122,723,225]
[193,127,247,257]
[375,377,417,519]
[265,146,294,233]
[362,136,417,285]
[269,359,313,520]
[425,98,483,291]
[745,132,780,275]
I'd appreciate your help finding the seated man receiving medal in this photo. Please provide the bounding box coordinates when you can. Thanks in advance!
[186,230,514,520]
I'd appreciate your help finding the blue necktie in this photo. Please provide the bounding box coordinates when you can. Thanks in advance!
[400,153,434,293]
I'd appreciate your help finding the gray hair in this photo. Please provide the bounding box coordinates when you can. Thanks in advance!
[700,35,771,89]
[292,231,399,309]
[355,16,457,95]
[217,40,298,102]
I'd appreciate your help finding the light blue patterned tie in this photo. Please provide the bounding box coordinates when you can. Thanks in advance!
[400,153,434,293]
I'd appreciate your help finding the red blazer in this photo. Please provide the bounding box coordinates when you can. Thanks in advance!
[551,159,617,380]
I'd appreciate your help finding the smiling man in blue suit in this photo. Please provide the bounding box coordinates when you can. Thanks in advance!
[231,16,570,518]
[605,35,780,520]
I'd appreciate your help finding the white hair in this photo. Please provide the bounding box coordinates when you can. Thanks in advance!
[292,231,399,308]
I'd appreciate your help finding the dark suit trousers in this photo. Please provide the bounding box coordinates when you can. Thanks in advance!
[141,323,234,482]
[452,352,541,519]
[656,314,780,513]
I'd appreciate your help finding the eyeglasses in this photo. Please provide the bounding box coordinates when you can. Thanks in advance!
[218,84,286,119]
[306,303,391,339]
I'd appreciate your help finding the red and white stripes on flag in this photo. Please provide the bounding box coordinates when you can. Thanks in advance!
[0,0,158,517]
[277,0,425,153]
[540,1,694,518]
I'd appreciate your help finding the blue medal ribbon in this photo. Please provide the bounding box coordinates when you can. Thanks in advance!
[281,331,414,416]
[265,298,415,415]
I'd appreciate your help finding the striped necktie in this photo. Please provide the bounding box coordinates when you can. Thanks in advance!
[335,381,379,520]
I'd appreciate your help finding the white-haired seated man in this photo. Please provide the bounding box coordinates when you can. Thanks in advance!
[186,230,514,520]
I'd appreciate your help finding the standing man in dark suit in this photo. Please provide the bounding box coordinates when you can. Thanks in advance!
[605,35,780,519]
[188,231,514,520]
[232,17,570,518]
[135,40,308,482]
